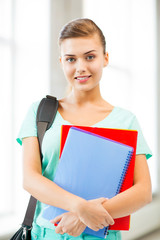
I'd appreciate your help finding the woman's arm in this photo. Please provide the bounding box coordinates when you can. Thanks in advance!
[22,137,83,211]
[22,136,114,230]
[102,154,152,218]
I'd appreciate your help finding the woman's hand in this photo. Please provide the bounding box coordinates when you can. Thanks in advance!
[50,197,114,236]
[75,197,114,231]
[51,212,86,237]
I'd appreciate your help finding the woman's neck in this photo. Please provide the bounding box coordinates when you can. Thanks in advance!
[67,85,104,107]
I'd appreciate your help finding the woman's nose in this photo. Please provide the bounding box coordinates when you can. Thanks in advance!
[76,59,86,74]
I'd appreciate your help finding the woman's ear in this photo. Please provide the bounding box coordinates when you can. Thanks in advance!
[59,56,63,68]
[104,52,109,67]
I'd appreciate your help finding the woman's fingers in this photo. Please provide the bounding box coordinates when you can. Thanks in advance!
[98,224,106,230]
[55,225,63,234]
[50,214,64,225]
[52,212,86,236]
[105,213,115,226]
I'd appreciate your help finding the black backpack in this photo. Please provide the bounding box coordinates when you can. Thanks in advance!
[10,95,59,240]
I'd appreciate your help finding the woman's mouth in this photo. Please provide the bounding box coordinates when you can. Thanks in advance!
[75,75,91,83]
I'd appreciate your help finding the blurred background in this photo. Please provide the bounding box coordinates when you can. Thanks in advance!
[0,0,160,239]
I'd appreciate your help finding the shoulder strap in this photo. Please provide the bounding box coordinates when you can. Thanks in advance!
[22,95,58,227]
[36,95,59,153]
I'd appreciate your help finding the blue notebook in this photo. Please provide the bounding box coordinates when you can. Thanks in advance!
[42,127,133,238]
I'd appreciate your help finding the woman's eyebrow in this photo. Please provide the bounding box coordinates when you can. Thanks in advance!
[84,50,96,55]
[64,50,96,57]
[64,54,75,56]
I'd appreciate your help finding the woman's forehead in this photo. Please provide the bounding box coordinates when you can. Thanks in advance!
[60,35,103,56]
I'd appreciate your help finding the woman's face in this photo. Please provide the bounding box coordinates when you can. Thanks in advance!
[59,34,109,93]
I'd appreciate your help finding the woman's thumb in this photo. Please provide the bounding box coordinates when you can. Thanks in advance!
[50,214,63,225]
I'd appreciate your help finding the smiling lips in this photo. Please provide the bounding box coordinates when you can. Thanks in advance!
[75,75,91,83]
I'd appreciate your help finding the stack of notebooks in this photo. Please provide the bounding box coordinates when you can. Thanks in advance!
[42,125,138,239]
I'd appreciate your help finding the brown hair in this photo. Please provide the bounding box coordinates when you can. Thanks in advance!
[59,18,106,54]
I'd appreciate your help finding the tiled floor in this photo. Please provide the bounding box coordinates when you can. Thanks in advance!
[137,228,160,240]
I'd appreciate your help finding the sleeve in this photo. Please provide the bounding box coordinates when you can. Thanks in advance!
[16,101,40,145]
[129,116,152,160]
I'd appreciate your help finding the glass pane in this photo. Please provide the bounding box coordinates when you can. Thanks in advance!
[83,0,132,69]
[83,0,157,192]
[101,67,132,109]
[0,0,12,39]
[13,0,50,216]
[0,45,12,214]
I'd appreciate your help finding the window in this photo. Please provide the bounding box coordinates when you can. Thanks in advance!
[0,0,50,236]
[83,0,157,192]
[0,0,14,217]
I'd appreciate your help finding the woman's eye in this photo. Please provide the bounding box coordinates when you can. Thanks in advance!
[86,55,95,60]
[67,58,75,63]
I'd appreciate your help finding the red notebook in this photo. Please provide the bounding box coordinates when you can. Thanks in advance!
[59,125,138,231]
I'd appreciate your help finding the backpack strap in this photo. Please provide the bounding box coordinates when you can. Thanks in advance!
[22,95,58,228]
[36,95,59,153]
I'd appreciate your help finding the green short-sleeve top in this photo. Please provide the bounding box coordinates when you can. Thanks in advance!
[17,101,152,229]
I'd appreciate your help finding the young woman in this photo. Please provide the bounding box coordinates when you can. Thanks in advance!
[17,18,152,240]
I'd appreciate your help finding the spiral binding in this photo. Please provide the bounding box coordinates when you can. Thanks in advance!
[103,150,133,238]
[104,226,109,238]
[116,150,133,195]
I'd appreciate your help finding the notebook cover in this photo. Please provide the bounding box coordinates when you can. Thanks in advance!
[59,125,138,230]
[43,127,133,238]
